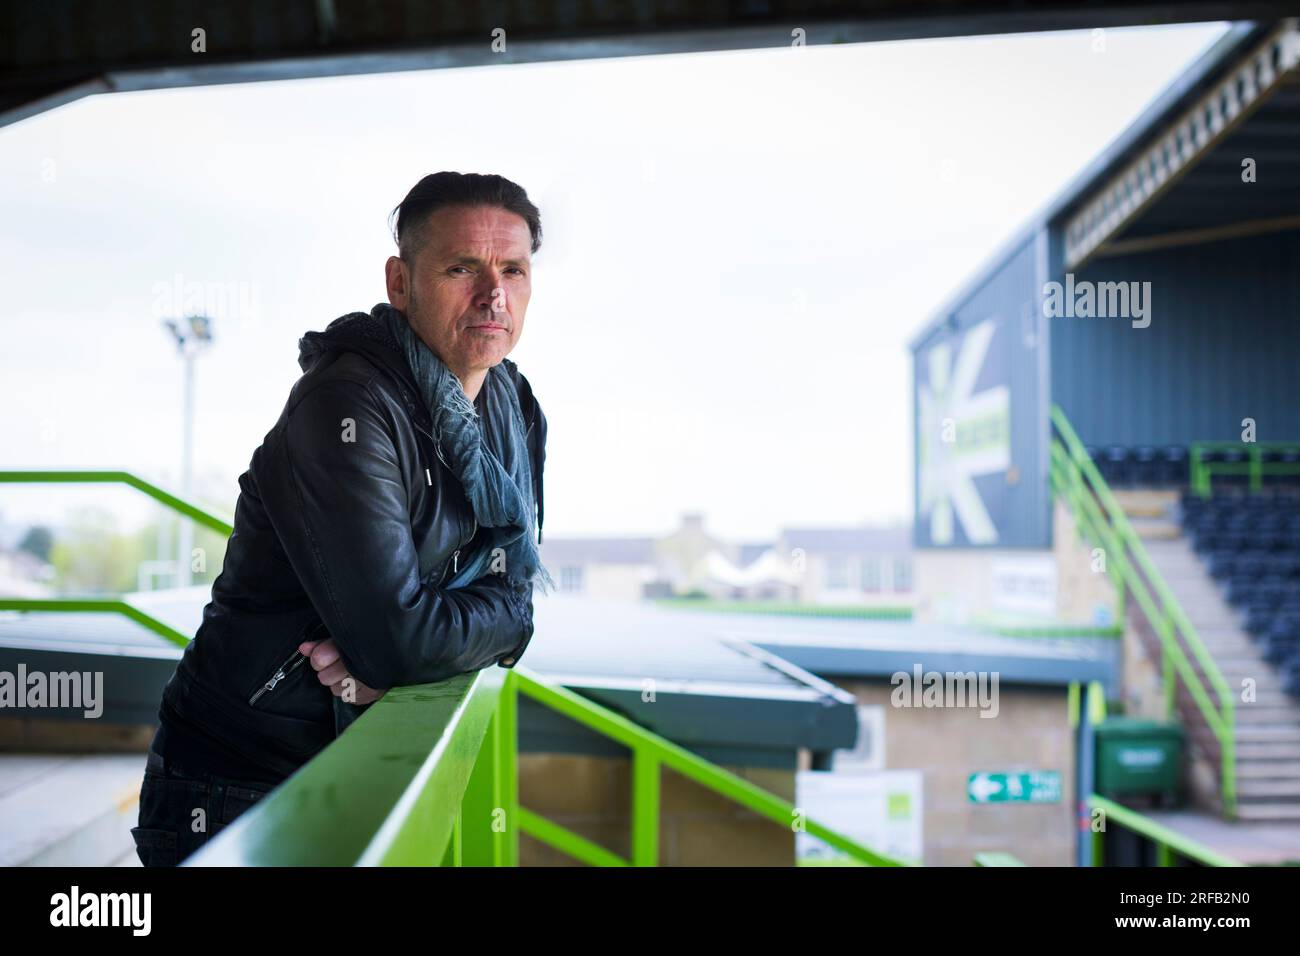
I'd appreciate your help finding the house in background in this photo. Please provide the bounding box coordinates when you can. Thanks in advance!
[776,525,914,607]
[539,513,913,607]
[537,535,659,602]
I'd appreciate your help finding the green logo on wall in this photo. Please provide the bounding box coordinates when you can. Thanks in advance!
[967,771,1062,804]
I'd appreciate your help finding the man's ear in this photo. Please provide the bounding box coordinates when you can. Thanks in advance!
[385,255,409,310]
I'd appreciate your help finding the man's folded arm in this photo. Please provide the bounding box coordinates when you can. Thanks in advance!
[265,378,529,689]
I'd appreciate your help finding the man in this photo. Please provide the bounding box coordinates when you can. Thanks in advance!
[131,172,552,866]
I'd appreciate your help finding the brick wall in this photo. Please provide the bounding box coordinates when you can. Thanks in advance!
[835,679,1076,866]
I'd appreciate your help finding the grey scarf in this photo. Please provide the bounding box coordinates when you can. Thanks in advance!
[370,302,554,594]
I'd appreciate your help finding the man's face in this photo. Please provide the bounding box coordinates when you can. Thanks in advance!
[385,204,532,382]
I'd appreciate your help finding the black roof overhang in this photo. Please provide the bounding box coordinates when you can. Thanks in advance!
[6,1,1300,129]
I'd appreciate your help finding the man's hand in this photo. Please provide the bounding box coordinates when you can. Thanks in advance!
[299,638,388,705]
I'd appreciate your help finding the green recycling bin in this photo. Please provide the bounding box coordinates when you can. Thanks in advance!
[1094,718,1183,804]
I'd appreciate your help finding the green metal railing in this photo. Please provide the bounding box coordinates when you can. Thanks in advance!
[0,470,231,646]
[0,597,190,647]
[187,665,908,867]
[1189,442,1300,496]
[0,470,233,535]
[1050,407,1236,818]
[1088,794,1242,867]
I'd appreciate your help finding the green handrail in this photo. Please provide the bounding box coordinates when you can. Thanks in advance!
[510,668,908,866]
[186,668,509,866]
[187,665,908,867]
[1189,442,1300,496]
[0,597,190,648]
[973,852,1026,866]
[1088,795,1242,867]
[0,470,233,536]
[1050,407,1236,818]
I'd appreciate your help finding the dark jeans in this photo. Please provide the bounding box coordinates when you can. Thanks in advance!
[131,740,276,867]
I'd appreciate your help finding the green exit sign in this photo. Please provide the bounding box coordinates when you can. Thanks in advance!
[968,771,1062,804]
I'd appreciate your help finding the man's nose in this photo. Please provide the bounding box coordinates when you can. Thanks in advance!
[472,272,507,312]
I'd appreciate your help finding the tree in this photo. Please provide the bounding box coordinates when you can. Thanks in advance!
[17,525,54,563]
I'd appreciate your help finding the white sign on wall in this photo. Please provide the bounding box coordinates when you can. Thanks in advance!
[991,555,1057,617]
[795,769,923,865]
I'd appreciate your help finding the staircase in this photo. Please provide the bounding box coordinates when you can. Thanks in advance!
[1121,491,1300,822]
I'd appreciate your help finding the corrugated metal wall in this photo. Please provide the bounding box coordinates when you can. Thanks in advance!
[1051,228,1300,447]
[913,233,1052,548]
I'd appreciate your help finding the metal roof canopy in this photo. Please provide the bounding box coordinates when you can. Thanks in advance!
[694,613,1119,694]
[909,18,1300,350]
[1065,18,1300,267]
[4,1,1299,129]
[520,596,860,769]
[524,601,1118,767]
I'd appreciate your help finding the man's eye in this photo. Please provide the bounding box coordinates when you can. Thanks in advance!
[450,266,470,274]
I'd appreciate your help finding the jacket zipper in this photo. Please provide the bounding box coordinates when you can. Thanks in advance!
[434,513,478,587]
[413,413,482,586]
[249,647,309,707]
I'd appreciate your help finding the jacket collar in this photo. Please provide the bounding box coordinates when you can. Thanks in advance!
[297,305,546,546]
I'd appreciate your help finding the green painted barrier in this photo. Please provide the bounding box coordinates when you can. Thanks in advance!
[1189,442,1300,496]
[187,666,910,867]
[0,597,191,648]
[0,470,233,536]
[1050,406,1235,818]
[1088,794,1242,868]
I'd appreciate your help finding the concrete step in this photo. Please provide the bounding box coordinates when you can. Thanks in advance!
[1236,725,1300,742]
[1238,695,1300,710]
[1195,648,1261,662]
[1238,778,1300,799]
[1196,624,1255,641]
[1193,636,1255,647]
[1239,742,1300,760]
[1219,679,1287,694]
[1235,709,1300,725]
[1196,660,1281,677]
[0,753,145,866]
[1174,610,1246,629]
[1131,520,1182,541]
[1237,761,1300,779]
[1234,802,1300,822]
[1140,529,1300,817]
[1194,625,1255,639]
[1115,490,1180,517]
[1181,622,1248,637]
[1216,667,1283,681]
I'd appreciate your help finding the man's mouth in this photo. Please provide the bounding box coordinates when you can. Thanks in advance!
[468,323,508,332]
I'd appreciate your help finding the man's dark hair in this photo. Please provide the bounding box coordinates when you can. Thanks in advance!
[388,171,543,263]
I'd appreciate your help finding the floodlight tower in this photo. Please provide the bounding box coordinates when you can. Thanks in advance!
[163,314,214,587]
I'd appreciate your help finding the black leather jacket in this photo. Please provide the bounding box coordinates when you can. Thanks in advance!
[156,307,545,785]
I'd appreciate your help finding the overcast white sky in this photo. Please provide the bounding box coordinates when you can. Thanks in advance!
[0,21,1228,544]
